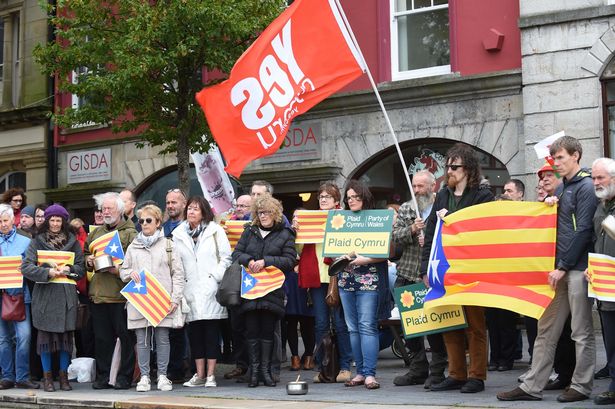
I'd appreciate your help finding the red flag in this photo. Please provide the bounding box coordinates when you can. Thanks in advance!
[196,0,365,177]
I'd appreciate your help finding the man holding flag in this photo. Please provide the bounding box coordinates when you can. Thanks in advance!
[419,143,494,394]
[85,192,138,390]
[498,135,598,402]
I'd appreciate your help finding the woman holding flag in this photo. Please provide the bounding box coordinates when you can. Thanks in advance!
[232,194,297,388]
[21,204,85,392]
[119,204,185,392]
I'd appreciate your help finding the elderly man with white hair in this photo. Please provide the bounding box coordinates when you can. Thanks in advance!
[85,192,138,390]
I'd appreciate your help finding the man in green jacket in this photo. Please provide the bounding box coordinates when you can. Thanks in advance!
[85,192,137,390]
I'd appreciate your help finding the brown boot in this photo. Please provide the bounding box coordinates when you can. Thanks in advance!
[59,371,72,391]
[290,355,300,371]
[43,371,55,392]
[303,356,315,370]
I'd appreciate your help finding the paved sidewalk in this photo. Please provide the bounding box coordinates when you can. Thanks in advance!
[0,333,609,409]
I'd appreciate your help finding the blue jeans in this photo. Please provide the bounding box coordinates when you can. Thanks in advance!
[312,283,353,370]
[0,305,31,382]
[339,289,379,377]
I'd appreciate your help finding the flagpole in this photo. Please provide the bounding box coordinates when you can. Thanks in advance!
[333,0,419,214]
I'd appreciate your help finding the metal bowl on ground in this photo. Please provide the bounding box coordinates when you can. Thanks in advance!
[93,254,114,273]
[286,380,308,395]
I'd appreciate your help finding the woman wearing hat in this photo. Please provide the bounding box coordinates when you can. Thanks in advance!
[21,204,85,392]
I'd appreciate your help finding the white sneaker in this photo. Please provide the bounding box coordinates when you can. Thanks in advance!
[136,375,151,392]
[205,375,217,387]
[157,374,173,391]
[183,373,206,387]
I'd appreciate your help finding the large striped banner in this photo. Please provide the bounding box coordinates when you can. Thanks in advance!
[241,265,285,300]
[37,250,76,285]
[425,201,557,319]
[588,253,615,302]
[295,210,328,244]
[224,220,246,252]
[120,269,171,327]
[0,256,23,289]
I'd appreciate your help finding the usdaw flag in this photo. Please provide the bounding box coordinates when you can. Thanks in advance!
[196,0,365,177]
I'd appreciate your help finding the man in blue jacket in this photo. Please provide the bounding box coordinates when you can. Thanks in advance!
[498,135,598,403]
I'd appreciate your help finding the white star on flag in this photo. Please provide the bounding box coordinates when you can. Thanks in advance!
[134,282,143,291]
[108,243,119,254]
[243,277,253,287]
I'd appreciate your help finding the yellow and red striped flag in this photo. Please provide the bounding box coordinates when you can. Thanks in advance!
[241,265,285,300]
[0,256,23,289]
[224,220,246,252]
[89,230,125,264]
[295,210,329,244]
[120,269,171,327]
[425,201,557,319]
[37,250,76,285]
[588,253,615,301]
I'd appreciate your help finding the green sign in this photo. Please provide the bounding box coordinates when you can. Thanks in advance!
[394,283,467,339]
[322,209,394,258]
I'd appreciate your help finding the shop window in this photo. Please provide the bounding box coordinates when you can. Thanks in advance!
[352,139,508,208]
[0,171,26,193]
[390,0,450,80]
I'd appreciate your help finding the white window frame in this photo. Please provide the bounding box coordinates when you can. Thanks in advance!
[390,0,451,81]
[70,66,96,128]
[0,171,26,192]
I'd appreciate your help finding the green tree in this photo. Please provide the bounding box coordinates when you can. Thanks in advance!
[34,0,286,194]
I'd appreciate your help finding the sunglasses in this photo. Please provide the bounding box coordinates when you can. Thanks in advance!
[446,164,464,171]
[167,188,186,198]
[138,217,154,225]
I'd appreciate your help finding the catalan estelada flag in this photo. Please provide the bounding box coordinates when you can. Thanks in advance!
[425,201,557,320]
[0,256,23,289]
[241,265,285,300]
[89,230,125,264]
[587,253,615,302]
[295,210,328,244]
[224,220,246,252]
[37,250,76,285]
[120,269,171,327]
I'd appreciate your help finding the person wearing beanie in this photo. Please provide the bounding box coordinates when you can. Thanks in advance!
[21,203,85,392]
[20,206,36,237]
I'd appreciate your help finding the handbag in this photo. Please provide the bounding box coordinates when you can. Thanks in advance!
[315,330,340,383]
[325,276,340,308]
[216,262,243,307]
[1,291,26,321]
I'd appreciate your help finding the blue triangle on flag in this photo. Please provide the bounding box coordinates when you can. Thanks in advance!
[426,218,449,301]
[241,266,258,295]
[124,270,147,294]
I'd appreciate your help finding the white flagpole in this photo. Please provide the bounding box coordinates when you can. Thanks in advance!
[334,0,419,214]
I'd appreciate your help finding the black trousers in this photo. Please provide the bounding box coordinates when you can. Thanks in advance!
[285,315,315,357]
[229,307,248,370]
[167,328,187,379]
[553,314,575,381]
[245,310,277,341]
[486,307,519,367]
[90,303,135,384]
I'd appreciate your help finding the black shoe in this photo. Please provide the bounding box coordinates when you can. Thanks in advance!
[92,379,112,389]
[460,378,484,393]
[113,379,131,390]
[430,376,466,391]
[0,380,14,390]
[424,375,445,390]
[595,365,611,380]
[595,391,615,405]
[488,364,498,371]
[543,377,570,391]
[15,380,40,389]
[247,339,260,388]
[393,372,428,386]
[260,339,276,387]
[497,364,513,372]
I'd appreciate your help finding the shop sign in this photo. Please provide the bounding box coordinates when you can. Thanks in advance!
[394,283,467,339]
[261,122,322,164]
[322,209,393,258]
[67,148,111,184]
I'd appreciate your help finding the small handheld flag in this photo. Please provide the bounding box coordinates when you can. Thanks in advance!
[588,253,615,302]
[295,210,329,244]
[0,256,23,289]
[37,250,76,285]
[89,231,125,264]
[241,265,285,300]
[120,269,171,327]
[224,220,245,252]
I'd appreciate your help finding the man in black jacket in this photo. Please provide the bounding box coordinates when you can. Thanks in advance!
[419,143,494,394]
[498,135,598,403]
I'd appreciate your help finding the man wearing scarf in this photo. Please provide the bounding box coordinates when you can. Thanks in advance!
[84,192,137,390]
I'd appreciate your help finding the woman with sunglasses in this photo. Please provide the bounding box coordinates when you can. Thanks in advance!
[119,204,185,392]
[172,196,232,388]
[337,180,390,390]
[232,194,297,387]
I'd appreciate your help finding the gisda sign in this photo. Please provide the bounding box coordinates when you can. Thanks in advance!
[261,122,322,164]
[67,148,111,184]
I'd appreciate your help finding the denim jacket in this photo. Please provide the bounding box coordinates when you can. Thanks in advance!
[0,227,31,303]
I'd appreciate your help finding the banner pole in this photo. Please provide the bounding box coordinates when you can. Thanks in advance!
[333,0,419,213]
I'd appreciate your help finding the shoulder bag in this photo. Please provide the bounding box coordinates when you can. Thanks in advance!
[216,262,242,307]
[324,276,340,308]
[1,290,26,321]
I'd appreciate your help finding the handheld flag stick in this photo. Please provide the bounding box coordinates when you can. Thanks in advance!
[334,0,418,213]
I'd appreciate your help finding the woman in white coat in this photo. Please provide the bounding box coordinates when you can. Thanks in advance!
[173,196,232,388]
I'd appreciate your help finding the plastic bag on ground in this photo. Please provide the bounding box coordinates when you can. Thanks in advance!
[67,357,96,383]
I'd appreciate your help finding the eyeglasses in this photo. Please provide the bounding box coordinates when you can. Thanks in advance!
[138,217,154,225]
[257,210,272,217]
[318,195,334,200]
[236,204,250,209]
[446,164,464,171]
[167,188,186,198]
[11,199,22,203]
[347,195,362,202]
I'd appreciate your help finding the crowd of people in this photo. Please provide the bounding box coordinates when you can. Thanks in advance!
[0,137,614,404]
